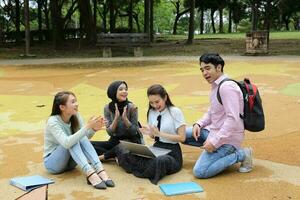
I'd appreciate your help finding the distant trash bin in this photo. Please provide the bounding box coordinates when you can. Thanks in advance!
[245,31,269,55]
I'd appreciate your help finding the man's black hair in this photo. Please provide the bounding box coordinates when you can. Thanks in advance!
[199,53,225,72]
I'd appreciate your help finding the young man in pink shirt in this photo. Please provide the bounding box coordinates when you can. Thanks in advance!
[184,53,253,178]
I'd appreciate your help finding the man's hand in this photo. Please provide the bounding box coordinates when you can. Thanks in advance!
[203,140,216,153]
[192,124,201,141]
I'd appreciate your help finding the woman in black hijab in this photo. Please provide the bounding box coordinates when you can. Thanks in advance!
[91,81,143,161]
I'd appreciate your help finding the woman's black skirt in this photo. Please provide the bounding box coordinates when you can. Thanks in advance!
[116,141,182,184]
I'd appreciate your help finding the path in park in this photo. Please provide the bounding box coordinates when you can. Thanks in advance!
[1,55,300,66]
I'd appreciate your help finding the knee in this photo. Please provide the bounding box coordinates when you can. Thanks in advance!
[193,166,209,179]
[45,166,65,174]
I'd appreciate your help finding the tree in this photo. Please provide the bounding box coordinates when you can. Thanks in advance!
[109,0,116,32]
[232,0,247,32]
[144,0,150,34]
[42,0,50,40]
[228,0,233,33]
[128,0,133,32]
[171,0,190,35]
[15,0,21,43]
[37,0,43,41]
[150,0,154,42]
[78,0,96,44]
[50,0,78,48]
[187,0,195,44]
[50,0,63,48]
[205,0,218,33]
[24,0,30,55]
[197,0,205,34]
[217,0,227,33]
[278,0,300,30]
[249,0,260,31]
[97,0,109,32]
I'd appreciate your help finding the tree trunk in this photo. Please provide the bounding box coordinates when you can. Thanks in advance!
[93,0,97,28]
[263,0,271,31]
[200,5,204,34]
[173,8,190,35]
[251,0,258,31]
[50,0,64,48]
[219,8,224,33]
[79,14,83,49]
[15,0,21,43]
[37,0,43,41]
[228,6,232,33]
[101,2,108,33]
[109,0,115,32]
[24,0,30,55]
[172,0,191,35]
[211,9,216,34]
[284,18,289,31]
[133,14,140,32]
[144,0,150,34]
[43,0,50,40]
[173,16,179,35]
[187,0,195,45]
[150,0,154,42]
[172,1,180,35]
[129,0,133,32]
[78,0,96,44]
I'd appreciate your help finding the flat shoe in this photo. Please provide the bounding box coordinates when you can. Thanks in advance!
[86,172,107,189]
[104,179,115,187]
[97,170,115,187]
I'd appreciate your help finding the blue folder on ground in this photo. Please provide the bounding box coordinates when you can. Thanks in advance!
[159,182,203,196]
[9,175,54,191]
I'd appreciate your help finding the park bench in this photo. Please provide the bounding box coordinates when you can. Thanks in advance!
[97,33,150,57]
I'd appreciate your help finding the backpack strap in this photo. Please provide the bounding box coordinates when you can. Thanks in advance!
[217,78,236,105]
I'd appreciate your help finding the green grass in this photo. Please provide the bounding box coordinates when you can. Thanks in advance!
[159,31,300,40]
[270,31,300,39]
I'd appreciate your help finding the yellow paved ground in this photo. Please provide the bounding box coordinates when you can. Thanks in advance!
[0,56,299,199]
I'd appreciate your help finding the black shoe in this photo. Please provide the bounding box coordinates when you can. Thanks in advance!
[87,172,107,189]
[104,179,115,187]
[97,170,115,187]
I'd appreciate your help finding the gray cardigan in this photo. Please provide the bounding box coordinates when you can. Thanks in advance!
[43,113,95,158]
[104,103,141,142]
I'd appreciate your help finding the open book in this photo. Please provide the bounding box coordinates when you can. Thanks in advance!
[10,175,54,191]
[159,182,203,196]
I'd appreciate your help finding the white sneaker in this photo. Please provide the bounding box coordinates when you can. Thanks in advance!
[239,147,253,173]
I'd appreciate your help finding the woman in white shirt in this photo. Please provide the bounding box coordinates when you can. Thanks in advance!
[43,91,114,189]
[116,84,186,184]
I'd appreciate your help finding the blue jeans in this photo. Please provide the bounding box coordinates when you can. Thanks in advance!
[184,127,245,178]
[44,136,103,174]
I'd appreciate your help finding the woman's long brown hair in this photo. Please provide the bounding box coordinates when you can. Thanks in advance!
[146,84,174,120]
[51,91,79,134]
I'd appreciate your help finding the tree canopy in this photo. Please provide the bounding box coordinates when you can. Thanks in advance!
[0,0,299,48]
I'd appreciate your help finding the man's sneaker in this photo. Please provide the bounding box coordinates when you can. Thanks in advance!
[239,147,253,173]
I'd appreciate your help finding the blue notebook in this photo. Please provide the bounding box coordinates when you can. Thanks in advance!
[9,175,54,191]
[159,182,203,196]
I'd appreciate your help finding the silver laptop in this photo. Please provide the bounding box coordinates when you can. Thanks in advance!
[120,140,171,158]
